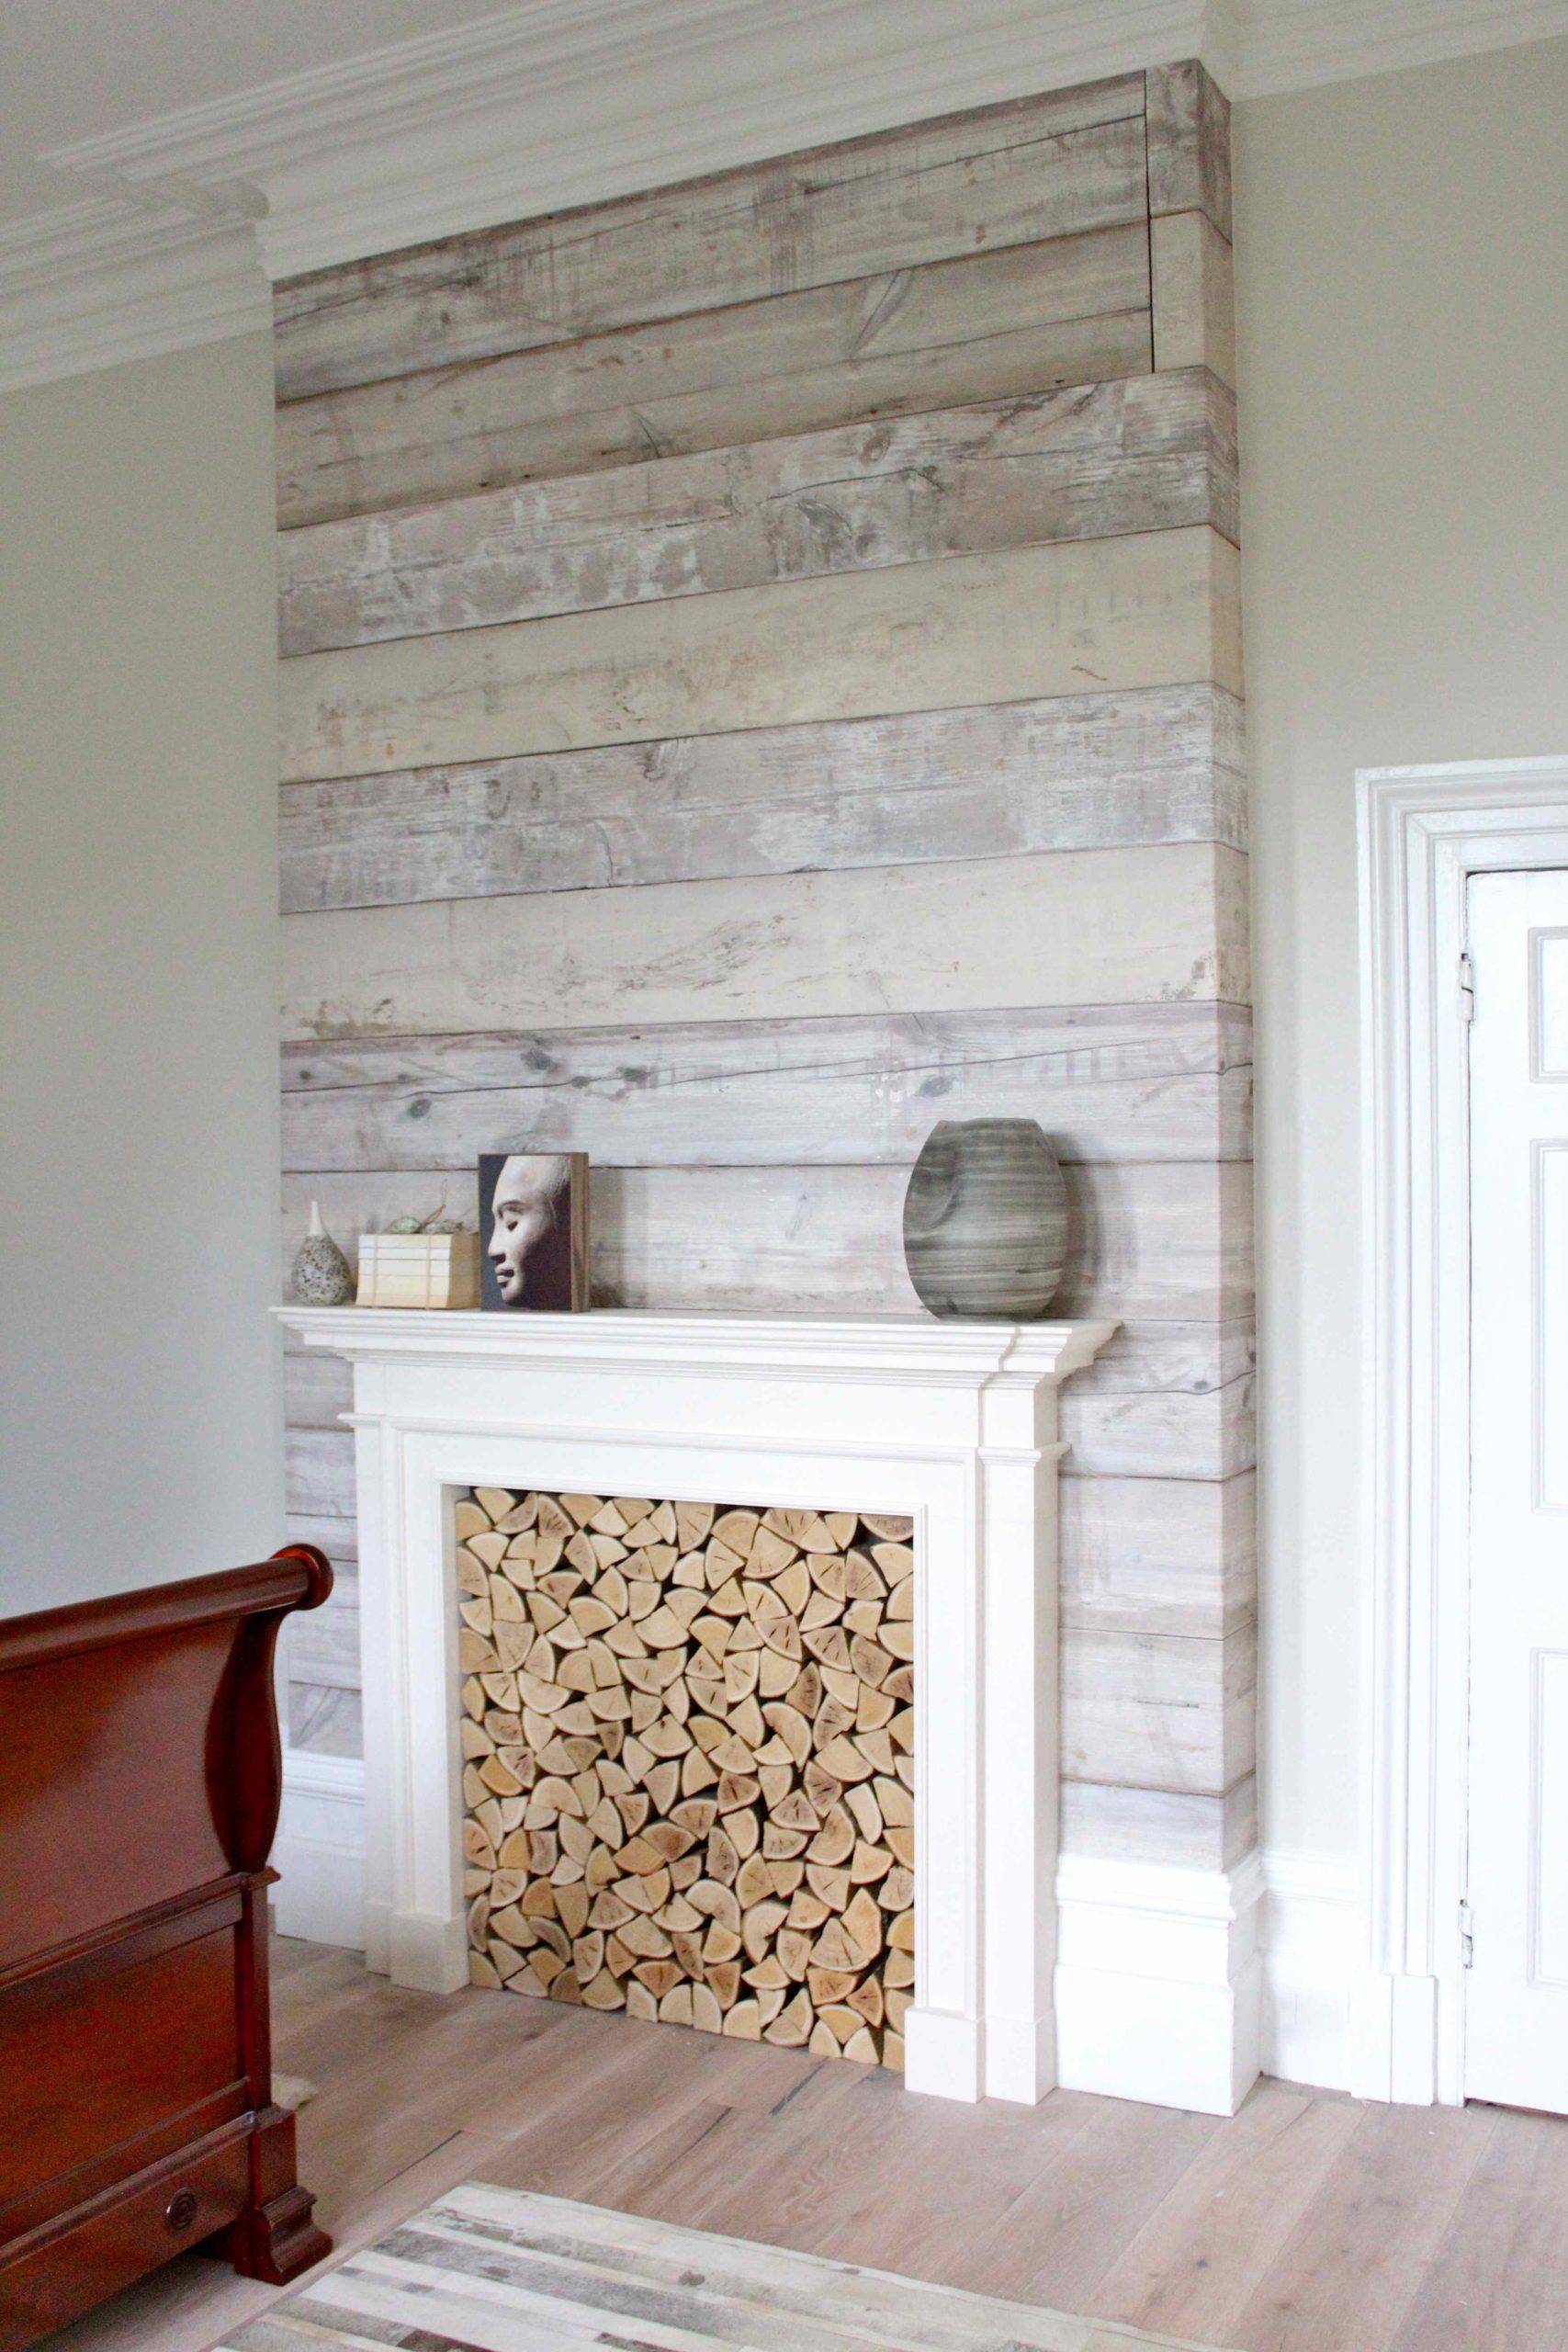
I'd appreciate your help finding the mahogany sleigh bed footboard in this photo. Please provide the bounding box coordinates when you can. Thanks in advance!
[0,1548,334,2348]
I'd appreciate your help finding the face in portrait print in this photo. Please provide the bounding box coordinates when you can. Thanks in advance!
[479,1153,589,1311]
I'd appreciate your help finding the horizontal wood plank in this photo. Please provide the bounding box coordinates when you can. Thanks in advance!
[1145,62,1232,238]
[274,83,1148,400]
[281,1158,1253,1320]
[278,372,1237,654]
[280,526,1245,784]
[1060,1467,1256,1634]
[1060,1773,1256,1868]
[277,229,1151,529]
[281,842,1250,1041]
[1062,1622,1256,1795]
[1152,214,1235,384]
[279,683,1247,915]
[279,1001,1251,1170]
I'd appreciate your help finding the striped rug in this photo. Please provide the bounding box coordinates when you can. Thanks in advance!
[219,2183,1231,2351]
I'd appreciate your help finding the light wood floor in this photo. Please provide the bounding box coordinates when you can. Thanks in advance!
[44,1937,1568,2352]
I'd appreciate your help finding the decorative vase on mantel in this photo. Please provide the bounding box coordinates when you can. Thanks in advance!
[291,1200,355,1306]
[902,1118,1069,1321]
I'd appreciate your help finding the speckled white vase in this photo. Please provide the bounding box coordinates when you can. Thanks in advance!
[291,1200,355,1306]
[902,1118,1069,1321]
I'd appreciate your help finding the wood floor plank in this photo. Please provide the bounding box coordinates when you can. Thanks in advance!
[954,2090,1223,2310]
[1088,2078,1363,2344]
[1388,2105,1568,2352]
[51,1943,1568,2352]
[1232,2099,1500,2352]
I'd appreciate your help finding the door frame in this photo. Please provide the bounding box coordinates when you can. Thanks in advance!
[1357,755,1568,2104]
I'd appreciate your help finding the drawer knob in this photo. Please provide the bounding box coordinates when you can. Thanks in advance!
[164,2188,199,2234]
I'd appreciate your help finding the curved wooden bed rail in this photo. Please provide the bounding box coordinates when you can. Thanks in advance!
[0,1548,335,2348]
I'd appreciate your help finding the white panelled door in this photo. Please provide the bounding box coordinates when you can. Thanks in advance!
[1466,867,1568,2111]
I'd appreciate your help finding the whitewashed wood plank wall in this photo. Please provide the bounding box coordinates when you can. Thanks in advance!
[274,60,1254,1874]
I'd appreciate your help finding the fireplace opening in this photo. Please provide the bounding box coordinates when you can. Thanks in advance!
[456,1487,914,2067]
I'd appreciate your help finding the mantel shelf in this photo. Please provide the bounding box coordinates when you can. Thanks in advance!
[276,1305,1118,1390]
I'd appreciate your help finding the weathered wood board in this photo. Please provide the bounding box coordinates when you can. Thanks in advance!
[281,842,1250,1041]
[280,1001,1252,1170]
[1060,1772,1256,1868]
[278,373,1237,654]
[1145,62,1233,238]
[1059,1467,1257,1634]
[277,228,1152,530]
[1152,213,1235,383]
[280,1159,1253,1323]
[273,61,1256,1843]
[274,80,1148,399]
[279,684,1247,915]
[1061,1621,1256,1795]
[280,527,1244,783]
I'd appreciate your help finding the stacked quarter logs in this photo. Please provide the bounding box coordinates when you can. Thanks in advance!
[457,1489,914,2066]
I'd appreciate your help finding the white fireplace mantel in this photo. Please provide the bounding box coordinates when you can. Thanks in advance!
[279,1305,1115,2105]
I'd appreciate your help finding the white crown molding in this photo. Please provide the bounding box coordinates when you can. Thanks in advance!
[0,196,268,396]
[48,0,1226,283]
[4,0,1563,394]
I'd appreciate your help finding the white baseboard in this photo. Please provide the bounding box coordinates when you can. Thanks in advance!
[1258,1847,1364,2093]
[1055,1851,1265,2114]
[275,1747,367,1951]
[273,1765,1366,2109]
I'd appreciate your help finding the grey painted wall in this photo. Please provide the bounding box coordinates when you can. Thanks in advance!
[0,331,281,1612]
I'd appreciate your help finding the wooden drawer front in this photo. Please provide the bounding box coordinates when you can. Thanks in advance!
[0,1928,242,2211]
[0,2124,250,2352]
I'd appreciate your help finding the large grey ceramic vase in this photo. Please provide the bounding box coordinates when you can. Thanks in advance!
[902,1118,1069,1320]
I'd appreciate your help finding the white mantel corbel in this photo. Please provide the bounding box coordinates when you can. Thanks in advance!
[278,1306,1114,2105]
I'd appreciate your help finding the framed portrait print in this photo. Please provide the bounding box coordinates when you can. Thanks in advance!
[479,1152,590,1311]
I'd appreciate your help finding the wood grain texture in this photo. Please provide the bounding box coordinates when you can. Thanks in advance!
[273,81,1148,400]
[1089,2079,1365,2346]
[1059,1773,1255,1870]
[281,843,1250,1042]
[279,533,1242,813]
[1145,62,1233,239]
[1061,1622,1257,1796]
[281,1159,1253,1321]
[73,1939,1564,2352]
[1152,215,1235,384]
[278,683,1247,915]
[280,1001,1252,1170]
[278,373,1237,655]
[276,229,1151,531]
[280,526,1244,785]
[1060,1468,1257,1634]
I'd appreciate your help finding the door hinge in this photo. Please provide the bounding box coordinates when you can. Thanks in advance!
[1458,952,1476,1023]
[1460,1896,1475,1967]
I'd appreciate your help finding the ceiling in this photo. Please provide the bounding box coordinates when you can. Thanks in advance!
[0,0,508,226]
